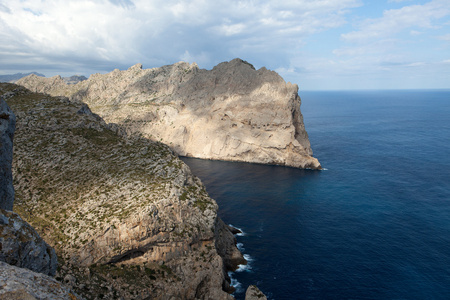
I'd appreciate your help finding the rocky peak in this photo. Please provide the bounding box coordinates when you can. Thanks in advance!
[128,63,143,71]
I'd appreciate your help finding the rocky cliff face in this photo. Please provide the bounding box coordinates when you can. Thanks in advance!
[0,209,57,276]
[0,96,16,211]
[17,58,321,169]
[1,83,241,299]
[0,95,65,297]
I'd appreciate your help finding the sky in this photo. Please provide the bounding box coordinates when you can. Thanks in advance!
[1,0,450,90]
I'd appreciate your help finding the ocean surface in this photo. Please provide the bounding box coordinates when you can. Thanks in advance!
[181,90,450,300]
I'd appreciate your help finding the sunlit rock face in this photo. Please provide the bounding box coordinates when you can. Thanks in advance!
[18,58,321,169]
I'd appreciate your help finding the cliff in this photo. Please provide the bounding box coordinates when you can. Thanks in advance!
[17,58,321,169]
[1,83,243,299]
[1,95,71,298]
[0,95,16,211]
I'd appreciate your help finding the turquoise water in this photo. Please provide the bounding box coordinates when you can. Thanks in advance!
[181,90,450,299]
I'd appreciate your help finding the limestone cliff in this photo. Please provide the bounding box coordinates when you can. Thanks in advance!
[17,58,321,169]
[1,83,241,299]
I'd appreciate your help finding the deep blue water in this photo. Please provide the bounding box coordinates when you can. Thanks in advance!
[181,90,450,300]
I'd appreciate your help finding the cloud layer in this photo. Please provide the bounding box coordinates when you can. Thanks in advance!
[1,0,449,89]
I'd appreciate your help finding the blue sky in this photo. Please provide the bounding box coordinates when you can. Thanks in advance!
[1,0,449,90]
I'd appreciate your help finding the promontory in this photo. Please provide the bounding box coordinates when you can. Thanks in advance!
[18,58,321,169]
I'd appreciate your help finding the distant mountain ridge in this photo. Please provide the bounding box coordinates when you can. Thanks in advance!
[63,75,88,84]
[0,72,45,83]
[0,72,87,84]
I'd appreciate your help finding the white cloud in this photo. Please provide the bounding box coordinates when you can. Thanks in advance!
[388,0,411,3]
[0,0,362,76]
[214,23,247,36]
[437,33,450,40]
[342,0,450,42]
[1,0,448,89]
[405,62,426,67]
[179,50,210,66]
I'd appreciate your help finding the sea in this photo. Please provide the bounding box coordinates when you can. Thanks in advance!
[181,89,450,300]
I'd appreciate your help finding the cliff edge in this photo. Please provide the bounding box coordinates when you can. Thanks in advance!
[17,58,321,169]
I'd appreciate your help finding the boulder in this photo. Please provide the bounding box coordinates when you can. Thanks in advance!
[245,285,268,300]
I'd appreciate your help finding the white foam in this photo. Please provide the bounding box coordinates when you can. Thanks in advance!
[236,254,253,272]
[236,242,245,251]
[228,271,244,294]
[229,224,246,236]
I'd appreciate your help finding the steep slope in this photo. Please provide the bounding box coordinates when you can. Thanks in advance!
[17,58,321,169]
[1,83,242,299]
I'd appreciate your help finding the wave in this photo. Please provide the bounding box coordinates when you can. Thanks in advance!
[236,242,245,251]
[228,271,244,294]
[229,224,246,236]
[236,254,253,272]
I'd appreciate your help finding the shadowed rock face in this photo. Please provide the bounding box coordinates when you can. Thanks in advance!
[0,209,57,276]
[0,96,15,211]
[17,58,321,169]
[0,95,58,278]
